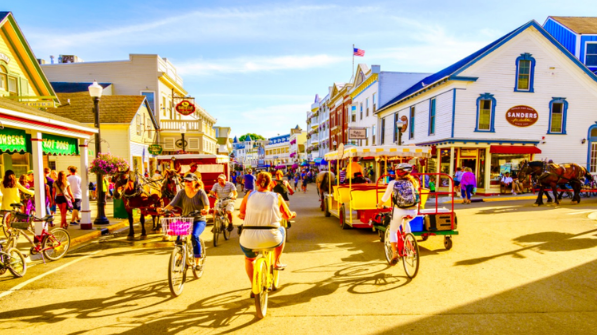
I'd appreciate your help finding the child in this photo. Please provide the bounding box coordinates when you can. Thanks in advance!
[301,175,308,193]
[294,173,300,190]
[429,179,436,197]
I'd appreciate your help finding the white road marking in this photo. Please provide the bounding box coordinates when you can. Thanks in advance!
[567,210,596,215]
[0,250,101,299]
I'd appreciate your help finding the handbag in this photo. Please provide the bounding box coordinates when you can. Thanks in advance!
[58,183,74,210]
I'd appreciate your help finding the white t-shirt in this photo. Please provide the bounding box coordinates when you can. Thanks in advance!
[501,176,513,184]
[240,191,283,250]
[67,175,82,199]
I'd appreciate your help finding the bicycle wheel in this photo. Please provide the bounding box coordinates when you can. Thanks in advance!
[7,248,26,278]
[402,233,420,279]
[384,229,393,264]
[42,228,70,261]
[168,246,186,297]
[271,261,280,291]
[1,212,9,237]
[213,217,220,247]
[254,258,269,319]
[195,238,206,279]
[222,218,230,241]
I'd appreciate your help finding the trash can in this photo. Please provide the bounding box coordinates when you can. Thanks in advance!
[113,198,128,219]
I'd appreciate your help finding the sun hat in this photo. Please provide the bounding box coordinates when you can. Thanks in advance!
[217,174,226,180]
[183,173,198,181]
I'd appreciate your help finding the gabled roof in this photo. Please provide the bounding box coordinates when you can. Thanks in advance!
[379,20,597,112]
[51,82,111,93]
[0,12,58,102]
[48,92,158,128]
[548,16,597,34]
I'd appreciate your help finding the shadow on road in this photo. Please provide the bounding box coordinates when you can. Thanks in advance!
[455,228,597,266]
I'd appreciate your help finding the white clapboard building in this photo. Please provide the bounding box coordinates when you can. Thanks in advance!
[376,20,597,194]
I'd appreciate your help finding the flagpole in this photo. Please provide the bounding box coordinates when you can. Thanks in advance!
[352,44,355,78]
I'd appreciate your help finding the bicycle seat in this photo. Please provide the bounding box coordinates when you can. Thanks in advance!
[9,203,23,208]
[404,215,414,220]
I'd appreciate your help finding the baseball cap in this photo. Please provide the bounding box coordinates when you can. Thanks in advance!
[217,174,226,180]
[27,170,34,175]
[183,173,198,181]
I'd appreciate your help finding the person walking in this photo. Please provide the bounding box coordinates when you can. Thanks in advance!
[67,166,82,225]
[301,174,308,193]
[454,167,463,188]
[244,169,255,193]
[0,170,35,212]
[460,167,477,204]
[53,171,75,228]
[44,168,56,215]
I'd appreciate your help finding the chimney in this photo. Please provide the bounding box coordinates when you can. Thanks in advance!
[50,55,55,64]
[37,58,46,65]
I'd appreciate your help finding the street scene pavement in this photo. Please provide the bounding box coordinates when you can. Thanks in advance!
[1,188,597,334]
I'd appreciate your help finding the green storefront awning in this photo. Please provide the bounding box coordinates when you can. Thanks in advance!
[43,133,79,156]
[0,128,28,153]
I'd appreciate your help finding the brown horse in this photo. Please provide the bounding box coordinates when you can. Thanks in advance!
[112,169,162,240]
[518,160,592,206]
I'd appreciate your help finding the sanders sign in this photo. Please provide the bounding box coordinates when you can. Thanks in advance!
[506,106,538,127]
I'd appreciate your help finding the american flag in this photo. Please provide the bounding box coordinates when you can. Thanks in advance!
[353,47,365,57]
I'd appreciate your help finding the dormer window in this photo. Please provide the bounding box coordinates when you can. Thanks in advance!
[586,43,597,67]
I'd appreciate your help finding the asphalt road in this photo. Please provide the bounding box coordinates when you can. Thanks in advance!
[1,189,597,334]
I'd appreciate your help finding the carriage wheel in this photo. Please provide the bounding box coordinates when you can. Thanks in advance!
[444,236,453,250]
[339,204,349,230]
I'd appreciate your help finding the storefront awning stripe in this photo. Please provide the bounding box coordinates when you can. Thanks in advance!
[489,145,541,154]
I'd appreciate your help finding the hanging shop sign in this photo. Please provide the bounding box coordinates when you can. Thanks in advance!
[175,100,196,116]
[399,115,408,133]
[348,127,367,139]
[0,128,27,153]
[148,144,163,155]
[42,134,78,155]
[506,106,539,127]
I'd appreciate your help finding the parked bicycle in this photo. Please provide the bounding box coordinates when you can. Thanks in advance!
[252,246,281,319]
[211,196,231,247]
[162,210,206,297]
[0,238,26,277]
[6,203,70,262]
[373,211,420,278]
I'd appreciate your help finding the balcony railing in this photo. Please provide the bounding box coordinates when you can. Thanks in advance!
[160,120,201,132]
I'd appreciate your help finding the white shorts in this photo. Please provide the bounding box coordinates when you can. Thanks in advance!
[218,200,235,213]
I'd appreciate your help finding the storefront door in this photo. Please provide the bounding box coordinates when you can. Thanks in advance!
[588,125,597,173]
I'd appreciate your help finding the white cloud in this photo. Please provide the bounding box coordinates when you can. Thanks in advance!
[178,54,346,76]
[221,103,310,138]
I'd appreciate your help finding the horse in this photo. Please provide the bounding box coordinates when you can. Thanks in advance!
[149,169,182,231]
[112,169,163,241]
[518,160,592,206]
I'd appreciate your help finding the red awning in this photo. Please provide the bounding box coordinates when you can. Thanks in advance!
[489,145,541,154]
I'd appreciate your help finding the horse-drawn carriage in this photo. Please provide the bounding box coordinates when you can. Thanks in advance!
[111,154,231,240]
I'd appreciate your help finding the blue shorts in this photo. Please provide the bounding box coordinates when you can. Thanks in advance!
[240,227,285,258]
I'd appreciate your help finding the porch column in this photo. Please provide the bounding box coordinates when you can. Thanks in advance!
[79,140,92,230]
[449,146,455,190]
[30,132,46,235]
[436,146,441,188]
[485,147,491,193]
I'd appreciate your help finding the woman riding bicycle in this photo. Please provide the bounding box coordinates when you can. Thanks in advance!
[160,173,209,270]
[377,163,420,265]
[238,172,296,297]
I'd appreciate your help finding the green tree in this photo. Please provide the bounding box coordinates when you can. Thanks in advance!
[239,133,265,142]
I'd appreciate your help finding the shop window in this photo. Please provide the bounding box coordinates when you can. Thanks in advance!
[409,106,415,139]
[514,53,535,92]
[429,98,436,135]
[490,153,530,187]
[548,98,568,134]
[11,153,29,178]
[475,93,496,132]
[586,43,597,67]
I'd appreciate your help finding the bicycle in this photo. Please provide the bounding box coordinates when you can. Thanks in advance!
[212,197,232,247]
[162,210,206,297]
[6,203,70,262]
[0,238,26,277]
[252,243,281,319]
[374,212,420,278]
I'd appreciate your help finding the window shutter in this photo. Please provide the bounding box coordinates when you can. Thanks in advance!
[189,138,200,150]
[163,138,175,150]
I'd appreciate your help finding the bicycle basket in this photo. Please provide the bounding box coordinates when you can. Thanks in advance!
[11,213,31,230]
[161,217,194,236]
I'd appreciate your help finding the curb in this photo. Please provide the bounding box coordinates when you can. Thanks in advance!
[70,219,130,248]
[441,195,537,204]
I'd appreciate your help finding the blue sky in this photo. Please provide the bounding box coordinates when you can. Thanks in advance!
[6,0,594,138]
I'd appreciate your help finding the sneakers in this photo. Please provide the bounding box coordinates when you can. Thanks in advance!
[70,221,79,225]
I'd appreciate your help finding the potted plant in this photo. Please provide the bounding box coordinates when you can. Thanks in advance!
[89,153,129,175]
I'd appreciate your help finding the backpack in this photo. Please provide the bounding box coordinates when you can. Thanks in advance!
[273,179,289,201]
[391,176,420,209]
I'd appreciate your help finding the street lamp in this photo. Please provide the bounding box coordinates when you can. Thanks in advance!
[180,123,187,153]
[396,120,406,146]
[88,81,109,225]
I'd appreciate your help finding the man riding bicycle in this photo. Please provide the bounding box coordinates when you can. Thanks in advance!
[377,163,420,265]
[238,172,296,298]
[209,174,238,232]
